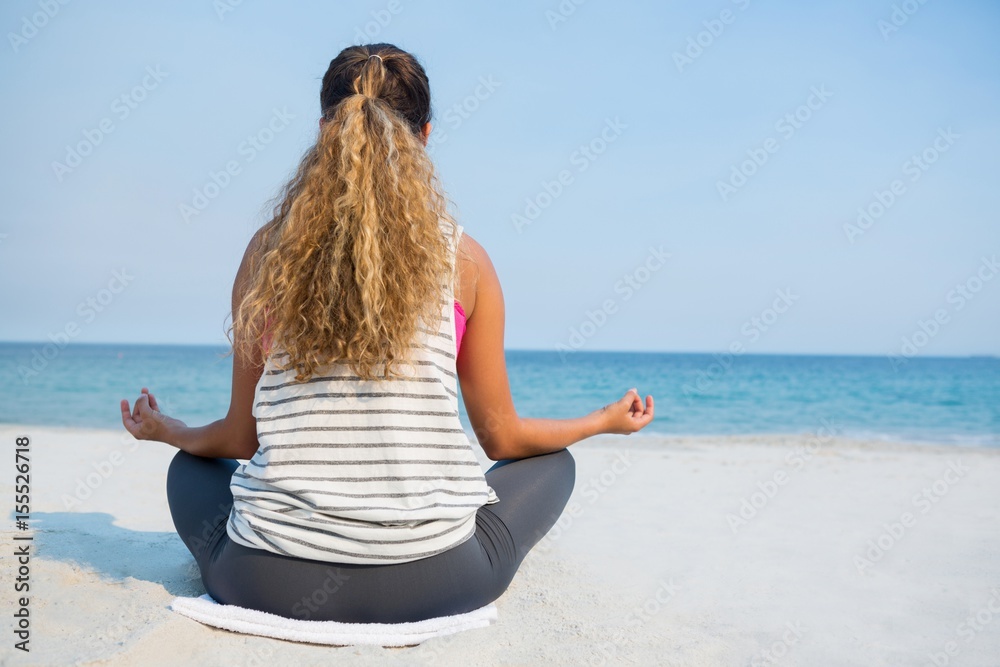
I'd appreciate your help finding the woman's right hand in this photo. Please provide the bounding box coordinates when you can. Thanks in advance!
[120,387,186,444]
[596,388,654,435]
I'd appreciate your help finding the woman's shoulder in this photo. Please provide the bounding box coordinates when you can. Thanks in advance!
[457,229,491,265]
[454,229,503,322]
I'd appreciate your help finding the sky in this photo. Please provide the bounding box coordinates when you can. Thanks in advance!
[1,0,998,357]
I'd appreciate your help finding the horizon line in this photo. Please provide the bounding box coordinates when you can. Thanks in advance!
[0,340,996,360]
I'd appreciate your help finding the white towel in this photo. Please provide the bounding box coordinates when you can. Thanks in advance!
[169,593,497,647]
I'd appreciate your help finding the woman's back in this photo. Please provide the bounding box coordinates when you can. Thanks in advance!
[227,223,498,564]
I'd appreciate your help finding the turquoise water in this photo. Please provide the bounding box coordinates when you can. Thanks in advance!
[1,342,997,446]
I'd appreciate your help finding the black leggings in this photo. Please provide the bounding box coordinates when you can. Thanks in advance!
[166,447,575,623]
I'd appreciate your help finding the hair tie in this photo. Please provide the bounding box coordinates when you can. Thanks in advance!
[367,54,383,63]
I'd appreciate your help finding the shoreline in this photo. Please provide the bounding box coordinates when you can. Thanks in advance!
[3,339,998,358]
[2,421,996,454]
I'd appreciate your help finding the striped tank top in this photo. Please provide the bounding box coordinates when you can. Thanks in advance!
[226,223,499,564]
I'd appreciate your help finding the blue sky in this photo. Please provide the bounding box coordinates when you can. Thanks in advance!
[1,0,998,357]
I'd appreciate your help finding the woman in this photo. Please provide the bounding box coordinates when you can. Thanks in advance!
[120,43,654,624]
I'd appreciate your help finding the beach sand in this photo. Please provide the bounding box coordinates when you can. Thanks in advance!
[1,423,998,666]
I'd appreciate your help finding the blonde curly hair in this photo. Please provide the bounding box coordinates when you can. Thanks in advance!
[228,44,458,382]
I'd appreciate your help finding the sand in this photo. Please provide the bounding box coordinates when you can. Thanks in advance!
[1,423,998,666]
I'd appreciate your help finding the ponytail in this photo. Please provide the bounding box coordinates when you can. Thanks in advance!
[229,44,457,382]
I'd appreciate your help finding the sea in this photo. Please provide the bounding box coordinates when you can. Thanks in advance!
[1,342,997,447]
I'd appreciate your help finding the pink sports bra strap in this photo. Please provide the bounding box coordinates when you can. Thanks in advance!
[454,300,466,355]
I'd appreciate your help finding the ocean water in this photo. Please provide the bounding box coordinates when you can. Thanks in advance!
[1,342,997,447]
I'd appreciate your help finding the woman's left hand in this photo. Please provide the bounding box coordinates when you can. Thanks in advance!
[120,387,184,442]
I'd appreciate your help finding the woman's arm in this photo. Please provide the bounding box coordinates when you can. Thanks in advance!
[455,235,654,461]
[120,233,265,460]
